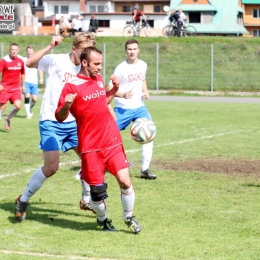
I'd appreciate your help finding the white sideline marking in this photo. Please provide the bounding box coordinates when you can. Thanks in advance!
[0,130,249,180]
[0,250,118,259]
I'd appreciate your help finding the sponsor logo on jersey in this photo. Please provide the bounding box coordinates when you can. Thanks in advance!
[97,81,104,88]
[128,73,144,82]
[8,66,21,70]
[62,72,76,83]
[82,89,106,101]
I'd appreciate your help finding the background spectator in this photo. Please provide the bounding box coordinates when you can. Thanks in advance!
[70,14,84,36]
[88,14,99,33]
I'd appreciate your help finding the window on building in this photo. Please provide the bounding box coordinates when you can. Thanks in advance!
[89,6,96,12]
[98,20,110,27]
[89,5,106,12]
[54,5,68,14]
[97,6,104,12]
[253,30,260,37]
[189,12,201,23]
[253,9,260,18]
[194,0,198,2]
[61,6,68,14]
[122,6,131,12]
[154,6,160,13]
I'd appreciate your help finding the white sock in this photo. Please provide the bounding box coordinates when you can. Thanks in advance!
[6,107,19,120]
[0,109,3,119]
[20,168,47,202]
[81,179,91,203]
[141,141,153,171]
[90,199,107,221]
[121,185,135,219]
[24,103,30,117]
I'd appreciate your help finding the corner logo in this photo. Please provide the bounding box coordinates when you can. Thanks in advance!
[0,5,14,21]
[0,5,15,31]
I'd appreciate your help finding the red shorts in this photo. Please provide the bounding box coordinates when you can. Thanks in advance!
[81,144,129,185]
[0,89,22,104]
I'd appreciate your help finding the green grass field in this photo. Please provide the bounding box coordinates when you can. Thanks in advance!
[1,96,260,260]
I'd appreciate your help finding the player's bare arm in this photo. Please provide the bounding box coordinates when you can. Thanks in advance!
[39,70,44,85]
[141,80,149,100]
[26,36,63,68]
[20,74,26,93]
[106,75,120,104]
[57,93,77,121]
[107,83,133,99]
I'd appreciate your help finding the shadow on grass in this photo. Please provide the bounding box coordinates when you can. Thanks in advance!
[0,200,99,231]
[1,201,132,234]
[241,183,260,188]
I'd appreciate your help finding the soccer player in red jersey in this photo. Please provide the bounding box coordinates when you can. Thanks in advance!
[0,43,25,130]
[55,46,141,234]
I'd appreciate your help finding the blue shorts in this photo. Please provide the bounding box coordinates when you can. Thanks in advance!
[25,82,38,95]
[114,106,152,131]
[39,120,78,152]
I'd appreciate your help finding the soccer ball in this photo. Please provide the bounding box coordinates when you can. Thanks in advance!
[130,118,156,144]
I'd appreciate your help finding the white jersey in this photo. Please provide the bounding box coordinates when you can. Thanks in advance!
[111,59,147,109]
[38,53,80,122]
[23,57,38,84]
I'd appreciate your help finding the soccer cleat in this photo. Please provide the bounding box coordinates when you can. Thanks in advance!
[125,216,141,234]
[79,199,96,214]
[15,195,28,221]
[97,218,115,231]
[5,117,10,130]
[140,169,157,180]
[27,112,33,119]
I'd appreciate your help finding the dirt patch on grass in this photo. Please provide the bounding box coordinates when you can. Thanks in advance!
[155,158,260,176]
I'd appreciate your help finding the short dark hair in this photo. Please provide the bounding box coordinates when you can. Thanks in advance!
[80,46,102,63]
[125,39,139,50]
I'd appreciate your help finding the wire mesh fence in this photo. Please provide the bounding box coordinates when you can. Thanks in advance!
[1,42,260,92]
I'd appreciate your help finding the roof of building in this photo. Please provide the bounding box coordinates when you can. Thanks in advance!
[242,0,260,4]
[170,0,248,34]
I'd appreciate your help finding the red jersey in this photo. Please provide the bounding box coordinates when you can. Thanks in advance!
[0,55,25,91]
[56,74,122,154]
[132,10,143,22]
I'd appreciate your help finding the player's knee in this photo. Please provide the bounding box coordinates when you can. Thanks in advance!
[24,97,30,104]
[90,183,108,202]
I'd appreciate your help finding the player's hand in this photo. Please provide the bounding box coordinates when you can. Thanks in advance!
[142,91,149,100]
[65,93,77,105]
[124,89,133,99]
[21,86,26,93]
[51,36,62,48]
[39,78,44,85]
[110,75,119,89]
[0,84,3,91]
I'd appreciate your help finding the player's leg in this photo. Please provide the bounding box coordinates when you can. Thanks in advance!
[24,82,31,118]
[0,89,9,120]
[134,106,157,179]
[5,94,22,130]
[15,121,66,221]
[72,147,95,214]
[29,83,39,117]
[106,145,141,234]
[0,103,7,120]
[82,151,114,231]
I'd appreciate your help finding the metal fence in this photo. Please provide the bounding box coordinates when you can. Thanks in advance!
[1,42,260,92]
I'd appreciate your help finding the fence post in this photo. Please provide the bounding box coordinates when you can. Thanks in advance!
[156,43,159,91]
[103,43,106,83]
[1,42,3,58]
[211,43,214,92]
